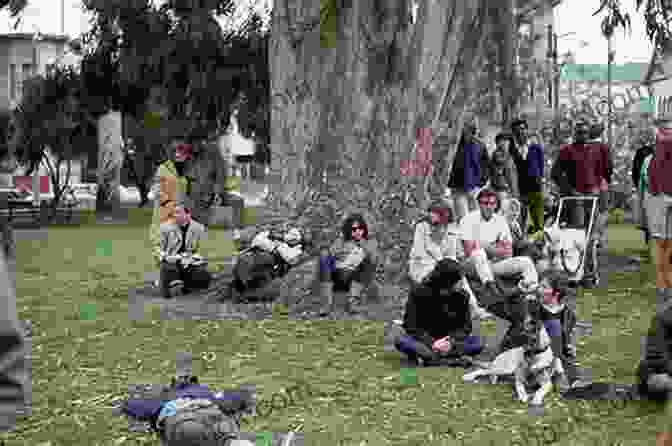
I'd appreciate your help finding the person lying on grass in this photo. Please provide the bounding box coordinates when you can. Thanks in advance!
[121,375,254,446]
[396,257,483,366]
[408,198,490,320]
[318,213,381,315]
[157,204,212,298]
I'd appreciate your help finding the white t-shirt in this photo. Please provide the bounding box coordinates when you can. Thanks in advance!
[459,210,512,248]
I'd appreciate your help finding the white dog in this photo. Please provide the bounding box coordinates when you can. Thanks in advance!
[463,319,564,405]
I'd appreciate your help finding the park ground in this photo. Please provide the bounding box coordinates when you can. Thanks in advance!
[2,211,671,445]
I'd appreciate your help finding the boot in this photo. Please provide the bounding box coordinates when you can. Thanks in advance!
[318,282,334,316]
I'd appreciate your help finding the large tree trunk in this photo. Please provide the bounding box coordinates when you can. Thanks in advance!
[271,0,494,280]
[96,110,124,222]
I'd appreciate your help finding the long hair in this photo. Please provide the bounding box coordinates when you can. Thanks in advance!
[341,213,369,241]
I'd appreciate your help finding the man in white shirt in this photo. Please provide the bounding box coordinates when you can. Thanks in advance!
[460,188,540,352]
[460,188,539,293]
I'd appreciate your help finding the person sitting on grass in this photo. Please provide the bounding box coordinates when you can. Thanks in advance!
[396,257,483,366]
[120,375,255,446]
[318,213,380,315]
[535,273,587,391]
[408,198,491,320]
[155,203,211,298]
[232,226,310,292]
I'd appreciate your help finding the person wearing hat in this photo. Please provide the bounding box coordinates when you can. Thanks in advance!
[647,111,672,312]
[408,198,491,320]
[157,201,211,298]
[150,140,195,274]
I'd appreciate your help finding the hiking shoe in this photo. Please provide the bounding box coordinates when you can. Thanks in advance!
[163,280,184,299]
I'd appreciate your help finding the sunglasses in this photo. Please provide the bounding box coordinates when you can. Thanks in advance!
[351,226,364,232]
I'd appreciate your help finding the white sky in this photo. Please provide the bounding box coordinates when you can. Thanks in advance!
[555,0,655,64]
[0,0,272,38]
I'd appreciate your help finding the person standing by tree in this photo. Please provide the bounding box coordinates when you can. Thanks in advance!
[647,112,672,312]
[587,120,613,249]
[149,141,194,283]
[509,118,545,236]
[448,118,490,223]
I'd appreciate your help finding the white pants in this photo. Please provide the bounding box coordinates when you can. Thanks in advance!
[464,249,538,286]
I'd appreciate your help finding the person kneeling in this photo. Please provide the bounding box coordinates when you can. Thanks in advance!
[156,205,211,298]
[318,214,380,315]
[396,258,483,366]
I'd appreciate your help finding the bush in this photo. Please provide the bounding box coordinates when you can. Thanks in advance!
[607,207,625,225]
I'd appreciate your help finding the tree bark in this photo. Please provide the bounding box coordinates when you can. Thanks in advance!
[96,110,123,221]
[271,0,497,280]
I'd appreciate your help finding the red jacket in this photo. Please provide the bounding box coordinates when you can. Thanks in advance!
[553,142,610,193]
[649,127,672,195]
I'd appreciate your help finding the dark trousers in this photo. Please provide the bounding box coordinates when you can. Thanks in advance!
[475,283,530,351]
[160,262,212,294]
[319,255,376,291]
[220,192,244,230]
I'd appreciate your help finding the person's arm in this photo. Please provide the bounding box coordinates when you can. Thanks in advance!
[551,147,572,193]
[463,143,478,192]
[507,158,519,197]
[632,148,644,189]
[459,215,480,258]
[0,249,27,432]
[402,291,437,349]
[602,144,613,185]
[154,227,167,264]
[493,218,513,259]
[412,221,443,262]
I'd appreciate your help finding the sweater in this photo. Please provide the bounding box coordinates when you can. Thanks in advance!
[649,127,672,195]
[509,142,544,194]
[408,221,462,284]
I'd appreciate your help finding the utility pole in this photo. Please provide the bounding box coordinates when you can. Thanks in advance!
[607,30,614,150]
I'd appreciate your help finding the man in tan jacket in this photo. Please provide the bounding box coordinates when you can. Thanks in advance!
[157,204,211,298]
[149,141,194,278]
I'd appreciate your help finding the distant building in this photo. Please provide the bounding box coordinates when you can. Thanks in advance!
[0,33,86,187]
[643,42,672,119]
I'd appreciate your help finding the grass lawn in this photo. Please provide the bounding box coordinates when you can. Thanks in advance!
[3,218,669,445]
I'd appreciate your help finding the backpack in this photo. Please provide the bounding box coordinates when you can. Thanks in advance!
[160,398,240,446]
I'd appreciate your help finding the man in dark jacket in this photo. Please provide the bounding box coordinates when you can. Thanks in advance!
[510,119,545,235]
[397,258,482,365]
[632,136,655,247]
[448,119,490,223]
[0,223,29,432]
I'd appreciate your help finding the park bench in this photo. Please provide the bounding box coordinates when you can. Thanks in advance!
[0,200,77,227]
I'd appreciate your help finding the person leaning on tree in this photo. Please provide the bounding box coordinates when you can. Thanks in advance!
[447,118,490,223]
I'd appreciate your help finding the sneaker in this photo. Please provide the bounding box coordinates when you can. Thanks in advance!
[233,229,242,241]
[473,306,494,320]
[163,280,184,299]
